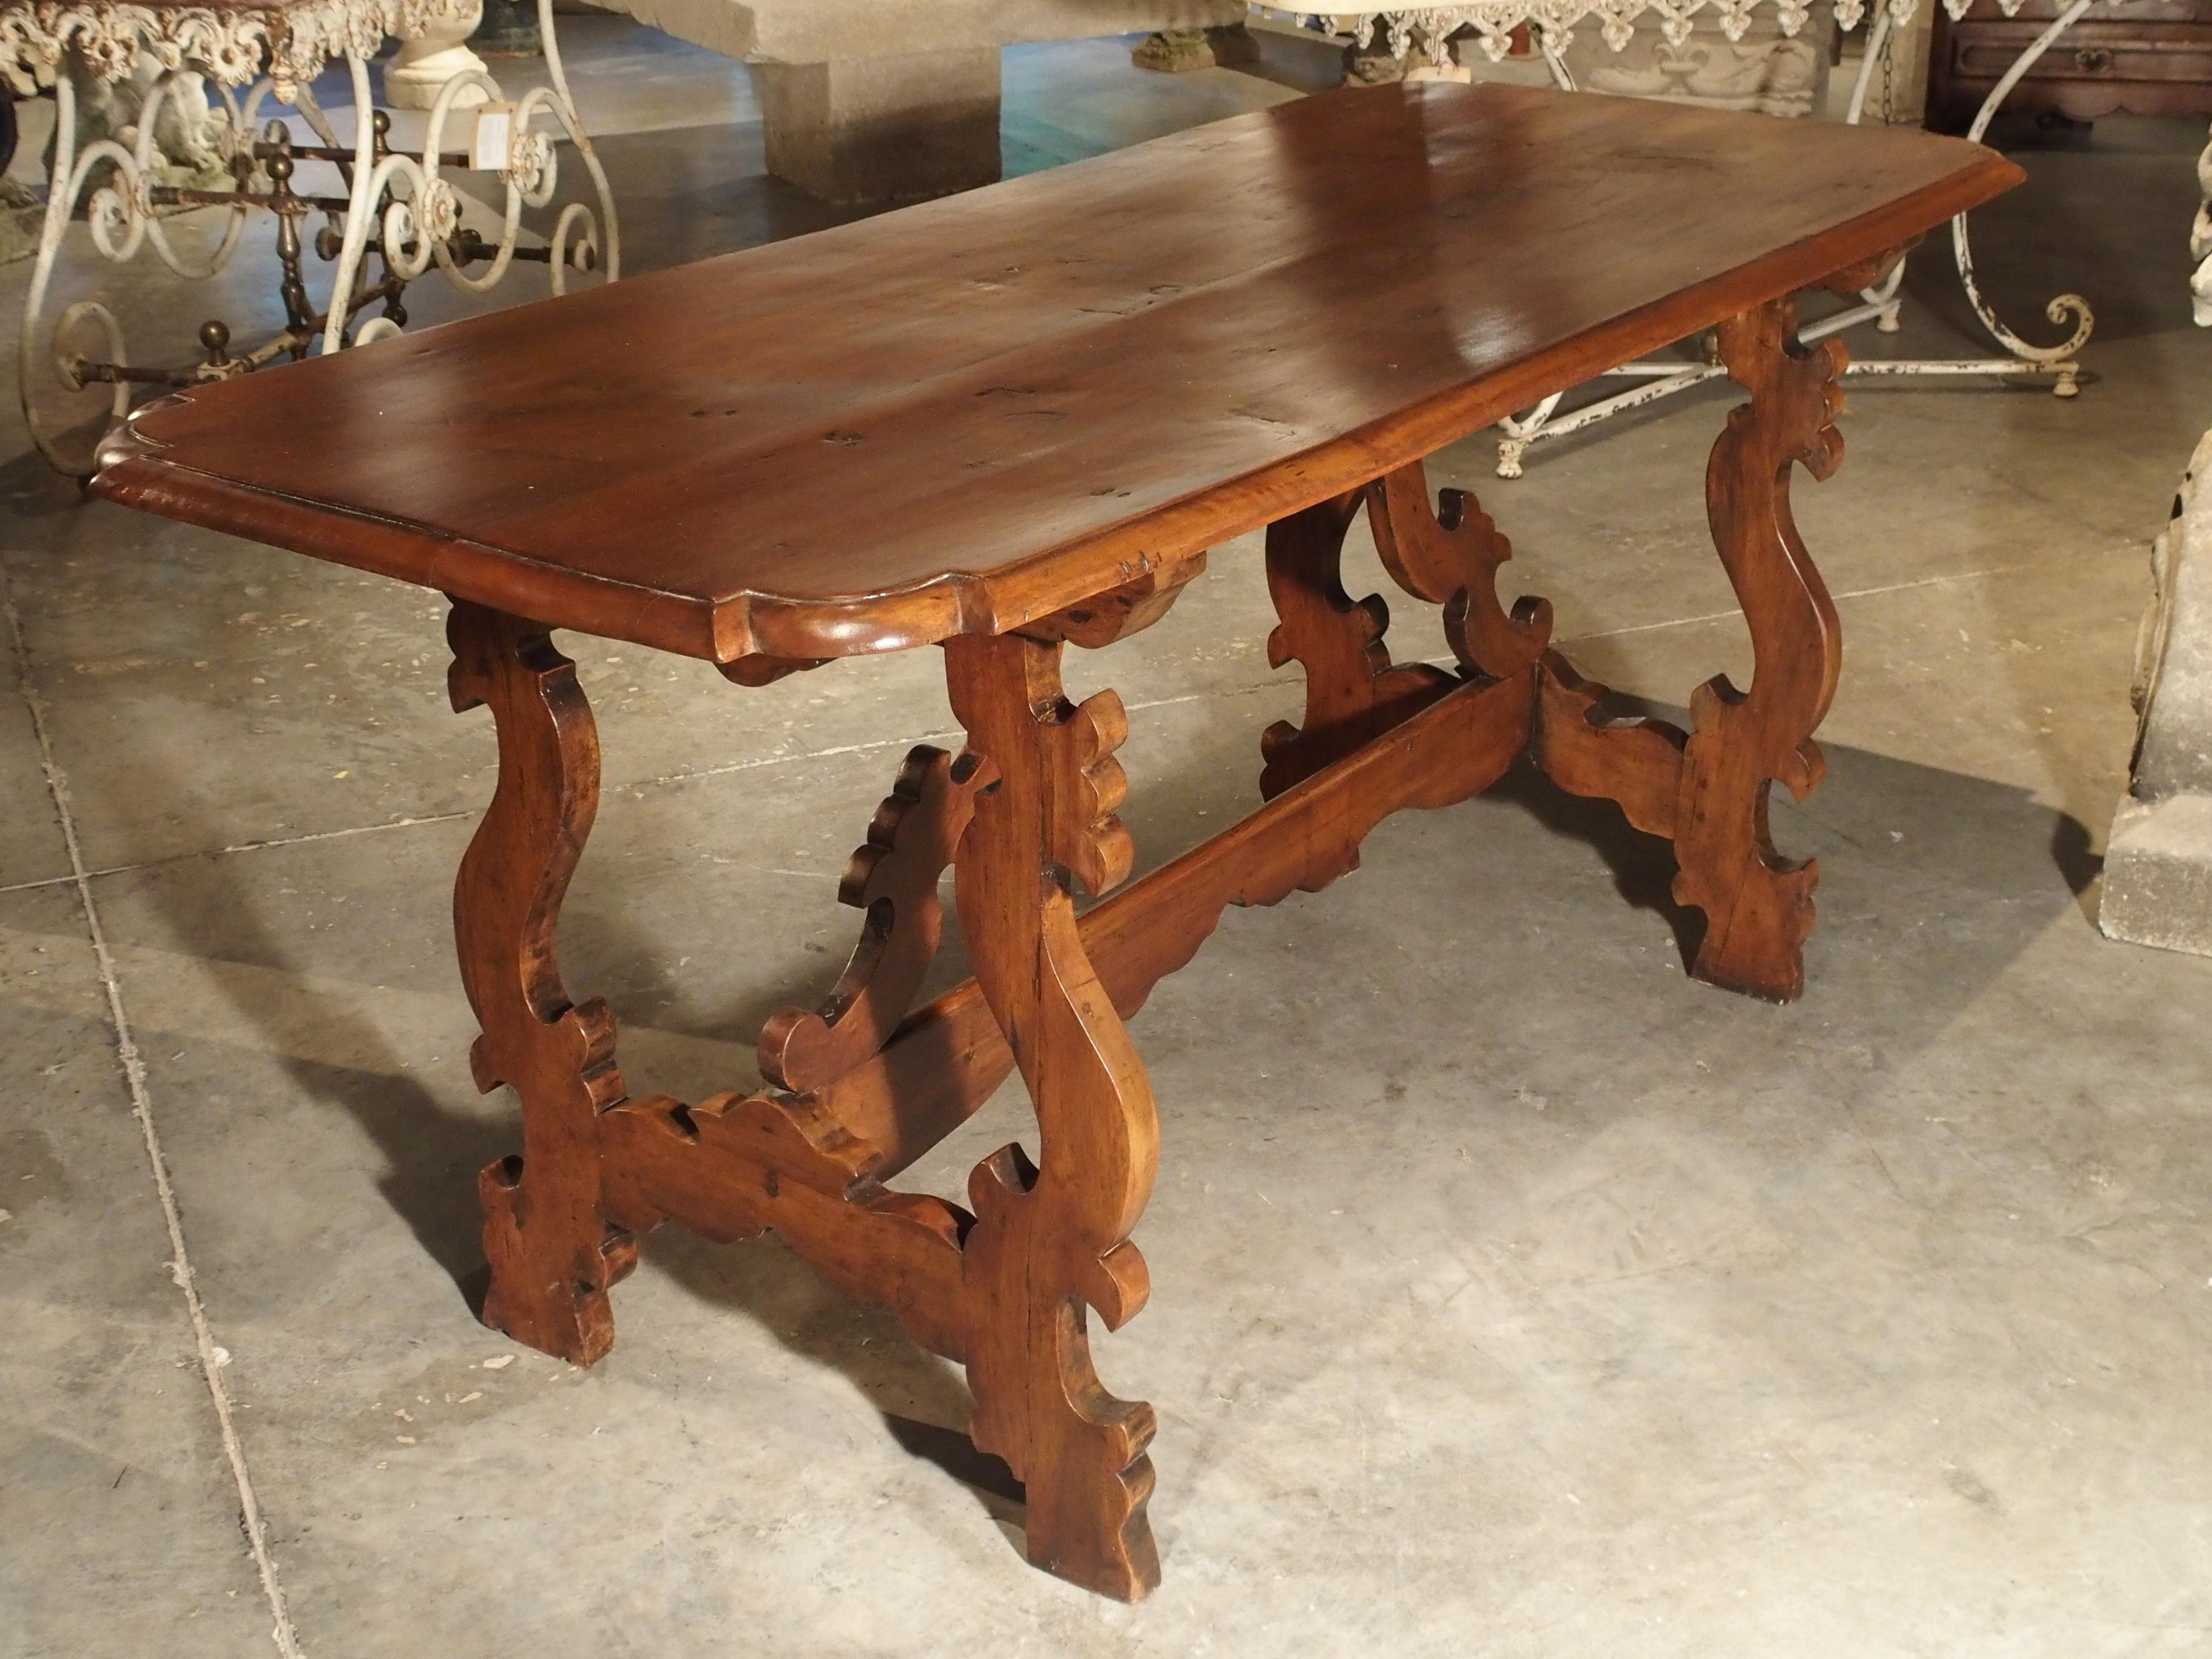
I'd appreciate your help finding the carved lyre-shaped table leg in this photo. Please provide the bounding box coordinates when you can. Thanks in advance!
[1673,297,1847,1002]
[1259,488,1458,800]
[1362,460,1554,686]
[943,629,1161,1600]
[1262,469,1555,785]
[1517,293,1852,1001]
[448,600,636,1366]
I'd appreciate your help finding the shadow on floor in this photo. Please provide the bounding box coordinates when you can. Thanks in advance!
[96,644,2103,1560]
[100,736,1032,1531]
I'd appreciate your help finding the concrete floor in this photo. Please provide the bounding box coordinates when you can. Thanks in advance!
[5,23,2212,1659]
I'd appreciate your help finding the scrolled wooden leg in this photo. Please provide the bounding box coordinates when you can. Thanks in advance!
[1260,488,1457,800]
[448,600,636,1366]
[943,629,1160,1601]
[1364,460,1553,682]
[1674,296,1847,1002]
[756,743,988,1094]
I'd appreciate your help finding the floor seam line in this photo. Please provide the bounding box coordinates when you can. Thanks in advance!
[2,571,303,1659]
[0,809,483,895]
[1828,561,2037,604]
[1,549,2064,899]
[1504,560,2048,654]
[3,685,1292,894]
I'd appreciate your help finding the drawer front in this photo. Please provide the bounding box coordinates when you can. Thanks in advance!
[1950,0,2212,22]
[1948,21,2212,81]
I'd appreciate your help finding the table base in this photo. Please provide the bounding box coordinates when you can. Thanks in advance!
[445,289,1850,1599]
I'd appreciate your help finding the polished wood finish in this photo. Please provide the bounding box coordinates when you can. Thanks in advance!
[755,744,985,1094]
[502,620,1532,1598]
[600,1089,972,1361]
[1259,489,1456,801]
[1521,299,1843,1000]
[1672,301,1845,1000]
[1367,463,1552,683]
[942,631,1159,1598]
[91,85,2023,1601]
[806,666,1534,1186]
[94,82,2015,663]
[445,603,637,1366]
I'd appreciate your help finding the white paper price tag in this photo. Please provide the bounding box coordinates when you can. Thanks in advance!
[470,102,515,173]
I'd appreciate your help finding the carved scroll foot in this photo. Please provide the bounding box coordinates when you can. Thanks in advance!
[479,1128,637,1366]
[1674,297,1846,1002]
[944,629,1160,1600]
[964,1144,1158,1598]
[448,601,636,1365]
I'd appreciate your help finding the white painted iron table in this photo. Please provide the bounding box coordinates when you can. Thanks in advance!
[1259,0,2094,474]
[0,0,619,474]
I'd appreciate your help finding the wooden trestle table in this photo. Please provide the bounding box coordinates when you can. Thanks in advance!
[92,83,2020,1600]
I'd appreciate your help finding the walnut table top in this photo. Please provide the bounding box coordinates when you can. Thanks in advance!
[94,81,2015,664]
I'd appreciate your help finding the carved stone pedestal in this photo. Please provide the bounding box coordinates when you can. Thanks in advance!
[386,0,492,109]
[2104,132,2212,957]
[1132,23,1259,71]
[0,181,39,266]
[2103,425,2212,956]
[65,54,231,190]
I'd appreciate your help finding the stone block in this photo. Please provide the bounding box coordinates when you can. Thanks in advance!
[753,47,1001,202]
[2104,426,2212,956]
[1132,23,1260,72]
[2101,795,2212,955]
[602,0,1241,201]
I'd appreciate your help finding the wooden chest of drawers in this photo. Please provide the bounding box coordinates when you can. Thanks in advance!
[1929,0,2212,129]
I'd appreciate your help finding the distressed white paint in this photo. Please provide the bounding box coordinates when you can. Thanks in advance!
[7,0,617,473]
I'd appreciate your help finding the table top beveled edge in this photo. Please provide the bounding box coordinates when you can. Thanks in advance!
[88,144,2022,666]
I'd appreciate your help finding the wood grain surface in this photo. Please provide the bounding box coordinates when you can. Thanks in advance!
[93,82,2018,661]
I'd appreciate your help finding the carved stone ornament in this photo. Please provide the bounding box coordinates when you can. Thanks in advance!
[0,0,479,101]
[1258,0,2014,67]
